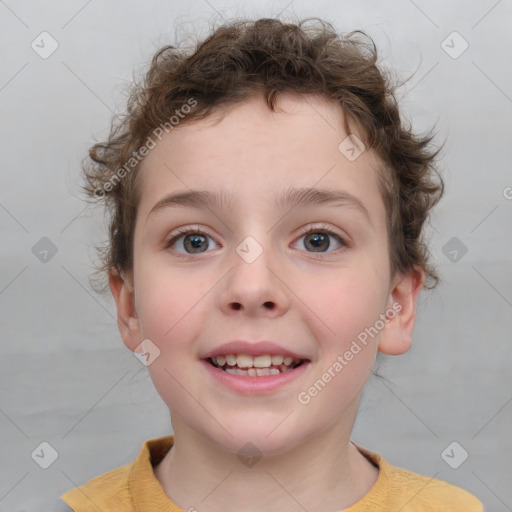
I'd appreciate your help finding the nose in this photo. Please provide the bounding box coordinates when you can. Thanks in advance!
[216,241,291,318]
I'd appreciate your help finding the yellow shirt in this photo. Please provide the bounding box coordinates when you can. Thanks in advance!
[61,436,483,511]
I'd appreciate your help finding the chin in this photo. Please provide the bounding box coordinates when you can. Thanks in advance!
[199,418,305,458]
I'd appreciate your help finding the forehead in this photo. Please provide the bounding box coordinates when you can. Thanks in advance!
[136,93,387,227]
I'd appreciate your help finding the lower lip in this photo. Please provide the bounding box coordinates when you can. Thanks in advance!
[201,360,310,394]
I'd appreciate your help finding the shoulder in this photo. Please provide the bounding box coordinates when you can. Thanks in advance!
[353,445,484,512]
[385,462,483,511]
[60,436,174,512]
[60,463,134,512]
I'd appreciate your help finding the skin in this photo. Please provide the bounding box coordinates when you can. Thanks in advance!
[110,92,424,512]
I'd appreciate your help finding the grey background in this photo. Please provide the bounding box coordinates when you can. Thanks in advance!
[1,0,511,510]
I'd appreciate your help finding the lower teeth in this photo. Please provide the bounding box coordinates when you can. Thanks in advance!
[209,359,303,377]
[213,361,301,377]
[225,367,282,376]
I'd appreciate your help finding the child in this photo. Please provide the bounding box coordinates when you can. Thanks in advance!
[61,17,483,512]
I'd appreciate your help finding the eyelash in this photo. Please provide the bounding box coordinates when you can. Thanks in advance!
[164,224,349,258]
[296,225,348,255]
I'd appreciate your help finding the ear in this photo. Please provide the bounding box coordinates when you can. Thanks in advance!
[109,267,140,352]
[378,266,425,355]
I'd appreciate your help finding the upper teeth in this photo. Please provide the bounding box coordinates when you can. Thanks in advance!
[212,354,298,368]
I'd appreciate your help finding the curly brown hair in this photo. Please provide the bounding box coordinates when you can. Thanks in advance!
[82,17,444,293]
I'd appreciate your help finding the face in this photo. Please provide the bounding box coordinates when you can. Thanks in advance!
[112,93,423,456]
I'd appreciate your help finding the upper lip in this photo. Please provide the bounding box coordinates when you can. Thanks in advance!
[201,341,310,360]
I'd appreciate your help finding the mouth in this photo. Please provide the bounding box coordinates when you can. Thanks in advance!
[206,354,307,377]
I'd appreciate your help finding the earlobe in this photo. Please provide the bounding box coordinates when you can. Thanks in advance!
[378,266,425,356]
[109,267,140,351]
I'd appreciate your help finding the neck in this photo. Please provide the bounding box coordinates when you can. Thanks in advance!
[154,405,378,512]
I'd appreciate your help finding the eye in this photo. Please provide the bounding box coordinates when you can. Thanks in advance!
[164,227,220,254]
[164,225,347,256]
[292,226,347,254]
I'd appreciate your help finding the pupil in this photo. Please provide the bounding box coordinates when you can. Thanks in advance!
[306,233,329,252]
[185,234,207,253]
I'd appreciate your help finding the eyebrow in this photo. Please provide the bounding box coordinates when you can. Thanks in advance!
[147,186,371,224]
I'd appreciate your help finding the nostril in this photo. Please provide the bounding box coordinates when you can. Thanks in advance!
[229,301,275,310]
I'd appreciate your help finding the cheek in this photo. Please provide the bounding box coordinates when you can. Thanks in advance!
[134,262,210,416]
[301,262,389,346]
[134,253,209,342]
[133,245,220,332]
[294,272,385,423]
